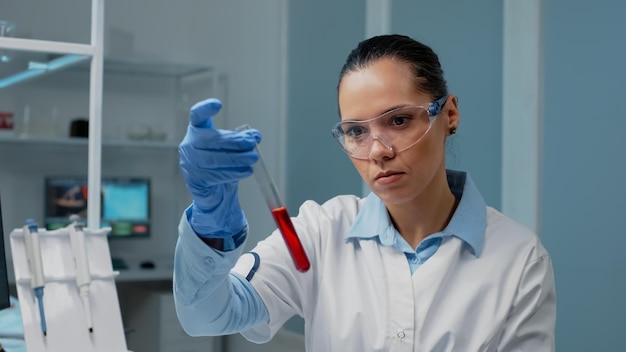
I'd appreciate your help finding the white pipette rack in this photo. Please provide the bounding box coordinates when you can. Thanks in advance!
[10,224,129,352]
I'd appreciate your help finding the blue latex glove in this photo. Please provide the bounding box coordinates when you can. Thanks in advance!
[179,98,261,237]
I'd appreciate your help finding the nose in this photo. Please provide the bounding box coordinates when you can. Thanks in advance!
[368,135,394,161]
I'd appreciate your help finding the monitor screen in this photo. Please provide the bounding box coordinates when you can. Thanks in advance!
[44,177,150,239]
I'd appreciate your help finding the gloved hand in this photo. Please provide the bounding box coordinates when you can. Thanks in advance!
[179,98,261,237]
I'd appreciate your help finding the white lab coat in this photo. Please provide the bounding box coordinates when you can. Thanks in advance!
[232,195,556,351]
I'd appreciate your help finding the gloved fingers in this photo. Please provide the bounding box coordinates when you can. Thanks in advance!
[206,129,261,151]
[189,98,222,128]
[181,127,261,151]
[180,148,259,169]
[203,165,255,183]
[183,165,255,186]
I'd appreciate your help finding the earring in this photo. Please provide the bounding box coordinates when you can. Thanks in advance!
[449,127,457,135]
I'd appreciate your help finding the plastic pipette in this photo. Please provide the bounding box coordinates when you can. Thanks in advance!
[237,125,310,272]
[68,214,94,333]
[23,219,47,336]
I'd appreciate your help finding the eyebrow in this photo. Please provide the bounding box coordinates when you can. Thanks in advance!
[380,104,412,115]
[342,103,415,122]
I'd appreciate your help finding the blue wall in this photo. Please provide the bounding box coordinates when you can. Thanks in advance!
[284,0,366,334]
[542,0,626,349]
[391,0,503,209]
[285,0,365,215]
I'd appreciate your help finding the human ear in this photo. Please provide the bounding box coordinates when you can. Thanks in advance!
[444,94,460,135]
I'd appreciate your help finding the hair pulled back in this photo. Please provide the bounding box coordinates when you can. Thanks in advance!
[338,34,448,100]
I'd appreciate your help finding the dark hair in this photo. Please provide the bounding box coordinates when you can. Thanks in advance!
[338,34,448,100]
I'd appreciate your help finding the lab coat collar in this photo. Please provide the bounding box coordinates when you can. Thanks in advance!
[345,169,486,257]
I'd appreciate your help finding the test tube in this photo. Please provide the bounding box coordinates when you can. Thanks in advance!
[237,125,310,272]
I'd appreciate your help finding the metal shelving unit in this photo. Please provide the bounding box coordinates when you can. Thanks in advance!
[0,0,105,230]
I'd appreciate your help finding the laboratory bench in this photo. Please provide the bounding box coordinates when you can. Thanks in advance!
[112,257,174,282]
[116,280,223,352]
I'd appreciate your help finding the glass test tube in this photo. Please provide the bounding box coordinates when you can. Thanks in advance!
[238,125,311,272]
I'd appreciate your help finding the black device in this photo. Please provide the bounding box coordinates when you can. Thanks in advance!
[0,191,11,310]
[44,176,151,239]
[69,118,89,138]
[139,261,155,269]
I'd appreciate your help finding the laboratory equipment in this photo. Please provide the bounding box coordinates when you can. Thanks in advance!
[237,125,310,272]
[68,215,94,333]
[22,219,47,336]
[10,222,129,351]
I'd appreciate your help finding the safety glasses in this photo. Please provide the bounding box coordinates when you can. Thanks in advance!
[332,96,448,159]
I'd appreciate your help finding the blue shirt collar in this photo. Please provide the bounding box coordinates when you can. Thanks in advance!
[345,169,486,257]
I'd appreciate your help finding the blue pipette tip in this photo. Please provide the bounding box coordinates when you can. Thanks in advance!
[34,287,47,336]
[26,218,38,232]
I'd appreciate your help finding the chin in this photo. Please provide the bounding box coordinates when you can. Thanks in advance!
[382,196,414,206]
[371,186,415,205]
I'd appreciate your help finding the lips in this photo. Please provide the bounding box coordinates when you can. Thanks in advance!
[374,170,404,184]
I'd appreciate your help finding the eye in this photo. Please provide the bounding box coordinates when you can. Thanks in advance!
[344,125,367,138]
[389,114,412,127]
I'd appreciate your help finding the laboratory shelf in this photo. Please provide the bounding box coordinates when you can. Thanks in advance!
[0,37,94,56]
[0,136,179,149]
[1,55,213,90]
[0,37,213,89]
[0,37,94,89]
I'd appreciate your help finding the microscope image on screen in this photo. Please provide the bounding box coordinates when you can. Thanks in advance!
[45,177,151,239]
[45,178,90,223]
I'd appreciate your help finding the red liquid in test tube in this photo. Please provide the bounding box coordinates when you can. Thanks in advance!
[271,206,311,272]
[237,124,311,272]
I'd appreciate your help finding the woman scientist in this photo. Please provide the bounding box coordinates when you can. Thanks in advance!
[175,34,556,351]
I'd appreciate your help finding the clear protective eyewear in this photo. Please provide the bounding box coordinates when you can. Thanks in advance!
[332,96,448,159]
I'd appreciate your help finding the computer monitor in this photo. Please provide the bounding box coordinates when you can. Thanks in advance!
[44,177,151,239]
[0,191,11,309]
